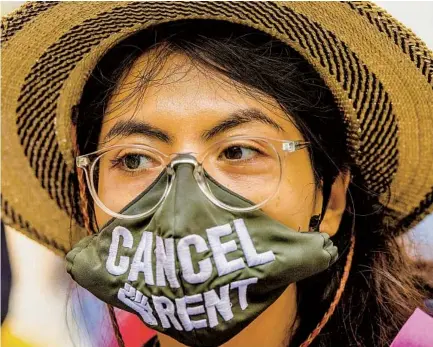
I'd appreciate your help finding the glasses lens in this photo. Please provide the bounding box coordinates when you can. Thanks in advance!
[91,146,167,216]
[202,138,282,209]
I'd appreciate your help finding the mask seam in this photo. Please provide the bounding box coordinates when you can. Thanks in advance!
[68,234,98,281]
[172,167,201,344]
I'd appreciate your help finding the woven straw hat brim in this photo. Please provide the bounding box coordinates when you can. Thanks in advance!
[1,1,433,256]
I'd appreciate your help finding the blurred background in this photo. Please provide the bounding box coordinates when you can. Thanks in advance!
[1,1,432,347]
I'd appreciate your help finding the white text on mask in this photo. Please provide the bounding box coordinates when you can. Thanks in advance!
[106,218,275,286]
[105,218,275,330]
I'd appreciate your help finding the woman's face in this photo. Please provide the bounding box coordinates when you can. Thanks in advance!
[95,51,324,346]
[96,52,322,229]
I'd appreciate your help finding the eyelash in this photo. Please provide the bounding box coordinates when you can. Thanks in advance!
[109,155,149,177]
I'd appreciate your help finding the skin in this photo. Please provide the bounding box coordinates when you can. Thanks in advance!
[94,51,350,347]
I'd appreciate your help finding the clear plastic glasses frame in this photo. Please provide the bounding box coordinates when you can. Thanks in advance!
[76,135,309,220]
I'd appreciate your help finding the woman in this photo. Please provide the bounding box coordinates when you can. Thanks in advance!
[2,2,432,347]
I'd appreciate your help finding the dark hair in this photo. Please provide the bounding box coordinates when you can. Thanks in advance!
[75,20,432,347]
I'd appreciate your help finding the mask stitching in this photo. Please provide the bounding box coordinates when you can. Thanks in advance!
[172,165,202,344]
[67,233,98,280]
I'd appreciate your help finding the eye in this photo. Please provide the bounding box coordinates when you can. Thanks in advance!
[115,153,153,171]
[220,146,260,161]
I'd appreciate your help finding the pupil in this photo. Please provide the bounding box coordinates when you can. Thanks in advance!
[124,155,141,169]
[225,146,243,160]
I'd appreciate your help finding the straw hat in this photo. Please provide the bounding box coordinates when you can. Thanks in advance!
[2,1,432,256]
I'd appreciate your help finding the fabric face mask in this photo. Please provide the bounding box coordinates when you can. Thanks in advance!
[66,158,338,347]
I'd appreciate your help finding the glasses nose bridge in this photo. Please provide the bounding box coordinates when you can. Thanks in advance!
[167,152,202,175]
[168,151,198,159]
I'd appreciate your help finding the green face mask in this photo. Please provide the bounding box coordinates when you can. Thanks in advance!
[66,158,338,347]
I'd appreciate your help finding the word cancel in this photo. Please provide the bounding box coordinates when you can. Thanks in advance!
[105,219,276,331]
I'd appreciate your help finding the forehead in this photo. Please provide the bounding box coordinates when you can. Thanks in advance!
[100,51,301,143]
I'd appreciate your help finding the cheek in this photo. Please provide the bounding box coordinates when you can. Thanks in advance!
[94,172,148,227]
[95,204,110,228]
[261,157,316,231]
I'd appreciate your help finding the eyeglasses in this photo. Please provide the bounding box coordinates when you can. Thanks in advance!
[76,135,309,219]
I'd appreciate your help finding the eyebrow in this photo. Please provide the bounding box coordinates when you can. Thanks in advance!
[103,108,284,144]
[201,108,284,141]
[103,120,173,144]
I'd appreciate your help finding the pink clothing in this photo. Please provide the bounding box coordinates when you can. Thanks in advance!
[391,308,433,347]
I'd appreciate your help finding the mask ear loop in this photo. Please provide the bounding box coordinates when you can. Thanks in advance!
[72,123,125,347]
[300,181,356,347]
[308,176,333,232]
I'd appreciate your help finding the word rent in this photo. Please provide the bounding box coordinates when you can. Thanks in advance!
[106,218,275,331]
